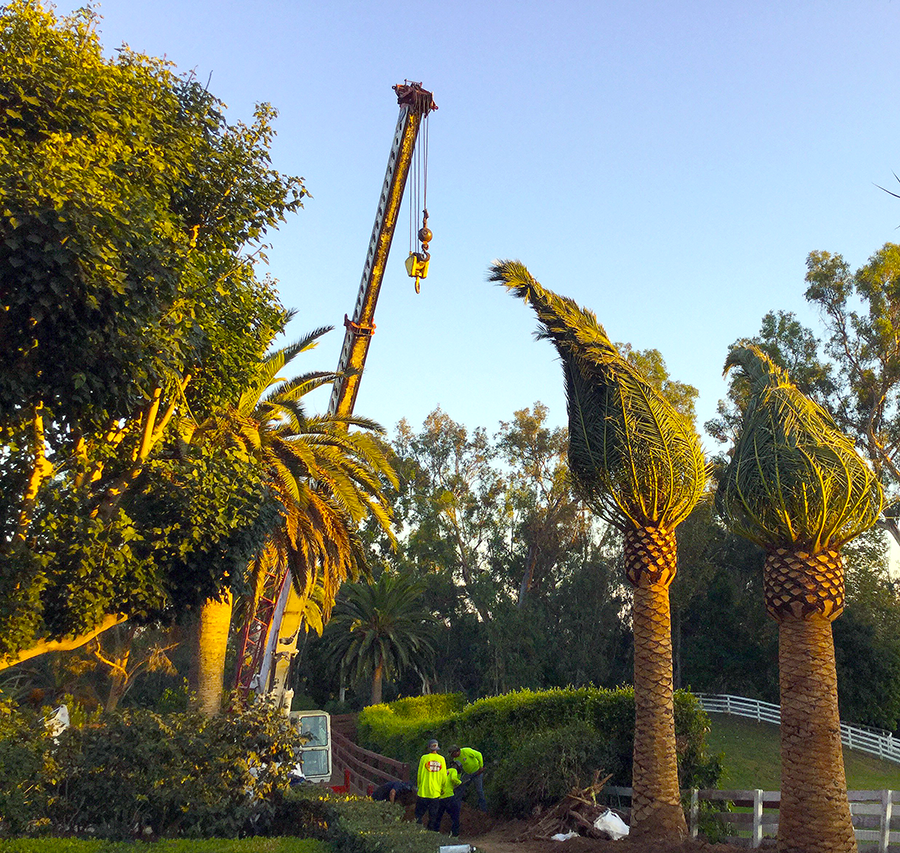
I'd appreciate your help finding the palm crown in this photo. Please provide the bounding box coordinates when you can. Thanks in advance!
[199,327,398,627]
[489,260,706,531]
[715,345,883,553]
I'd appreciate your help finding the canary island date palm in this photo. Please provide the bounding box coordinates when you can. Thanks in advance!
[490,260,706,840]
[322,571,436,705]
[716,345,883,853]
[193,328,397,714]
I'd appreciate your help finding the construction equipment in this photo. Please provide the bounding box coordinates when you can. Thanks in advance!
[289,709,333,783]
[233,82,437,717]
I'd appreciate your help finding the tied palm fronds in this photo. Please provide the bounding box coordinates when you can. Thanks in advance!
[490,259,702,841]
[716,345,883,554]
[489,260,706,531]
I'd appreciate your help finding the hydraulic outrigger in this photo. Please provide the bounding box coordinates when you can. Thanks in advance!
[234,82,437,711]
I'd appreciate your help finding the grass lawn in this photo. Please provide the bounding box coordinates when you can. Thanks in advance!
[706,711,900,791]
[0,840,333,853]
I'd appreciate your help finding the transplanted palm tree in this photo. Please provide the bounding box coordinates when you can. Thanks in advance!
[192,327,398,715]
[323,570,436,706]
[716,345,883,853]
[489,261,706,841]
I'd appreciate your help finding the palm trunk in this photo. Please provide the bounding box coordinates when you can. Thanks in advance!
[194,591,234,716]
[765,548,856,853]
[371,661,384,705]
[625,526,687,841]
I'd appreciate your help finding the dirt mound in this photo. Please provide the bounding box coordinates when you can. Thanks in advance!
[405,798,753,853]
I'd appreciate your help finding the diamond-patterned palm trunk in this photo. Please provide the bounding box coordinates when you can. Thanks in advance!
[765,547,856,853]
[624,525,687,841]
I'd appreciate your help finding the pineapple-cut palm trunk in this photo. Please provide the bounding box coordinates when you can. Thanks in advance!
[626,526,687,841]
[764,547,856,853]
[777,614,856,853]
[194,591,234,717]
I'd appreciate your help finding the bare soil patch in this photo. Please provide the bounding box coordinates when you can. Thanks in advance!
[410,802,753,853]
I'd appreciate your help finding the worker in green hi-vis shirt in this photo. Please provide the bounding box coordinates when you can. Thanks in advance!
[449,745,487,811]
[415,738,447,829]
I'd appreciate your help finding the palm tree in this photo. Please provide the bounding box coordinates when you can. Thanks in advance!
[716,345,882,853]
[489,261,706,841]
[322,571,436,705]
[192,328,398,715]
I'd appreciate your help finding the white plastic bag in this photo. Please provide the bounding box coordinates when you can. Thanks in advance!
[551,830,579,841]
[44,704,70,741]
[593,808,630,840]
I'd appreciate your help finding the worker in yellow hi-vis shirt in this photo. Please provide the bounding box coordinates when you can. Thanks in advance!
[449,745,487,811]
[434,759,463,837]
[414,738,447,829]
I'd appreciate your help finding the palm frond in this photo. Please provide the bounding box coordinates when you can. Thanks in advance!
[489,260,706,530]
[716,345,883,551]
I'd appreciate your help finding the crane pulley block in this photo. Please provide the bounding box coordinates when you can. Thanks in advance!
[405,251,430,284]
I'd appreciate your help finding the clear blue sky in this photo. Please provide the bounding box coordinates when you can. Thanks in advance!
[57,0,900,448]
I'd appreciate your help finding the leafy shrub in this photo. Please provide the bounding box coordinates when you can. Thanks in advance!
[50,698,298,839]
[0,699,58,836]
[491,720,620,817]
[385,694,465,719]
[272,787,438,853]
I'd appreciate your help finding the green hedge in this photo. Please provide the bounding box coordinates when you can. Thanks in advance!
[358,686,722,815]
[271,787,440,853]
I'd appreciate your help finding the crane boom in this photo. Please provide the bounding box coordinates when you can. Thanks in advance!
[329,82,436,419]
[234,82,436,709]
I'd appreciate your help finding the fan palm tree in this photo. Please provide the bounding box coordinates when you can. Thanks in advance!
[323,571,436,705]
[489,261,706,841]
[716,345,882,853]
[192,327,398,715]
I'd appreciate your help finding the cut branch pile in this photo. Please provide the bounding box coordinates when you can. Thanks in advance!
[517,771,626,841]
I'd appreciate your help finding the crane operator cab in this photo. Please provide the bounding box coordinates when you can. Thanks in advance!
[289,710,332,784]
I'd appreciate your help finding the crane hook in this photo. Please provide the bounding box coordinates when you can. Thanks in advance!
[406,209,432,294]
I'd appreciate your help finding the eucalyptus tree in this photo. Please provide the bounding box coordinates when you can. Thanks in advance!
[490,261,706,841]
[322,571,437,705]
[190,329,398,714]
[716,345,883,853]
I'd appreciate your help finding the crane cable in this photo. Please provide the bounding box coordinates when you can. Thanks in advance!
[408,111,431,293]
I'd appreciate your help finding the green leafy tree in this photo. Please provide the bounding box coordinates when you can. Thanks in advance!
[498,404,586,609]
[322,571,437,705]
[0,1,304,667]
[716,345,883,853]
[833,530,900,732]
[491,260,706,842]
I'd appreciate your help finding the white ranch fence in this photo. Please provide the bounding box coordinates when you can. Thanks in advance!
[696,693,900,765]
[606,787,900,851]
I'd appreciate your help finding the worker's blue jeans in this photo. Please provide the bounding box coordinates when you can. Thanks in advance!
[434,795,461,836]
[414,796,440,827]
[460,771,487,811]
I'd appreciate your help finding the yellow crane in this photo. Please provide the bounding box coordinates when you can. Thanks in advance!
[234,82,437,711]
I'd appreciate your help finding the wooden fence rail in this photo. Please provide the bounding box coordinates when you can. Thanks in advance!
[330,729,410,796]
[696,693,900,765]
[607,787,900,851]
